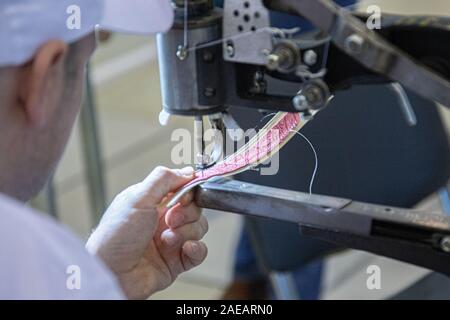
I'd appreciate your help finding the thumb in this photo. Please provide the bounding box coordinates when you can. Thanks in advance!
[137,166,195,207]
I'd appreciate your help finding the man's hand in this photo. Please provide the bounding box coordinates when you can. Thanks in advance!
[86,166,208,299]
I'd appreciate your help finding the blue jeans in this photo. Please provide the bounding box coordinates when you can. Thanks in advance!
[440,188,450,215]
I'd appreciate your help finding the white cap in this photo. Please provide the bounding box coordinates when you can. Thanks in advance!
[0,0,174,67]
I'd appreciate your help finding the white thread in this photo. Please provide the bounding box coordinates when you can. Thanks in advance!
[290,130,318,195]
[259,112,277,124]
[186,27,319,53]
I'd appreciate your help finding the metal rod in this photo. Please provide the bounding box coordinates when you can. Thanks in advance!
[183,0,189,48]
[389,83,417,127]
[194,116,208,168]
[196,179,450,235]
[79,65,107,224]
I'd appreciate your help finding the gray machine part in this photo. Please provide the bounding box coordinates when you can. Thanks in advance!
[223,0,273,65]
[391,272,450,300]
[196,179,450,276]
[156,7,225,116]
[265,0,450,108]
[79,66,107,223]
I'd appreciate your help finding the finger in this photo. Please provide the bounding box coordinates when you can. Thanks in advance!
[137,166,194,207]
[157,185,195,219]
[181,241,208,271]
[165,202,202,229]
[178,190,194,207]
[160,215,208,247]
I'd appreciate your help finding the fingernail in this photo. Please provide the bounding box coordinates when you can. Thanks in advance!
[179,166,194,177]
[190,242,199,255]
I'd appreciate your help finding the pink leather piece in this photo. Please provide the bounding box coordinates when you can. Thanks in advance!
[183,112,301,188]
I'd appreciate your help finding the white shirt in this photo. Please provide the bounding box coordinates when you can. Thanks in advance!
[0,193,124,299]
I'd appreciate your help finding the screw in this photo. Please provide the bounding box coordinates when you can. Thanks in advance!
[176,45,188,60]
[251,72,267,94]
[345,34,364,55]
[292,94,309,111]
[254,71,264,81]
[441,237,450,253]
[266,54,280,70]
[303,50,318,66]
[226,42,235,57]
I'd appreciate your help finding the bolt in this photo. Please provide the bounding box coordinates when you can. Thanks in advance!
[303,50,318,66]
[226,42,235,57]
[254,71,264,81]
[176,45,188,60]
[441,237,450,253]
[266,54,280,70]
[251,81,266,94]
[251,72,267,94]
[204,87,216,98]
[292,94,309,111]
[345,34,364,55]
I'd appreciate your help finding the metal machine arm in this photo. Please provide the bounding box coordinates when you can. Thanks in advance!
[264,0,450,107]
[197,179,450,275]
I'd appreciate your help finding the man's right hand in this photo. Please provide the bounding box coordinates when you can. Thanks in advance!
[86,166,208,299]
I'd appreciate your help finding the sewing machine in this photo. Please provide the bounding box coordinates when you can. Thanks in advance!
[156,0,450,276]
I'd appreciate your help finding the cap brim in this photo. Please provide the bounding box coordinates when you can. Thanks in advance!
[100,0,174,34]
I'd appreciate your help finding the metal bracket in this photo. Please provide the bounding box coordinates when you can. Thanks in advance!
[223,0,273,65]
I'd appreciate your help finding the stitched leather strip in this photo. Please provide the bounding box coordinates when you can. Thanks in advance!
[185,112,302,187]
[166,112,308,208]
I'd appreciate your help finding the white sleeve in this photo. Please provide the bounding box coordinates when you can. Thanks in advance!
[0,194,125,300]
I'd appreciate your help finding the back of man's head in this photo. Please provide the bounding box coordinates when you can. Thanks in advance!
[0,0,173,201]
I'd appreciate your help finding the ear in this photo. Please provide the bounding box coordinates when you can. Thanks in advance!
[18,40,68,127]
